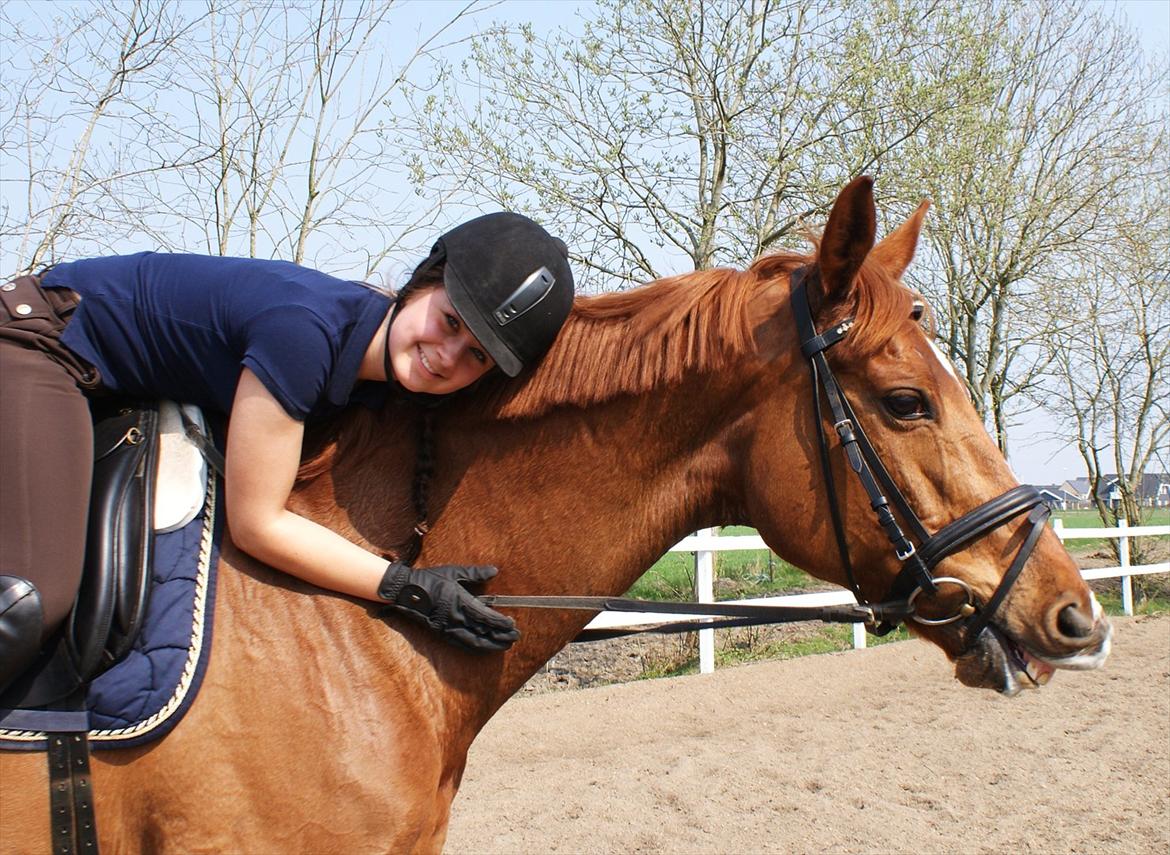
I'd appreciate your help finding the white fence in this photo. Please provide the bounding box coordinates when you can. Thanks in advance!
[583,519,1170,674]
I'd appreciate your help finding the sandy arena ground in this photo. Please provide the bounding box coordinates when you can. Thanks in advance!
[446,615,1169,854]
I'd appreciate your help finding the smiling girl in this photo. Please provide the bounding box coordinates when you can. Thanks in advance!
[0,213,574,691]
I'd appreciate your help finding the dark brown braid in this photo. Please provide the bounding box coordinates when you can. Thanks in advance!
[390,251,446,565]
[400,407,436,556]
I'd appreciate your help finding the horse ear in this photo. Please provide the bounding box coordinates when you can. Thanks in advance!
[870,200,930,279]
[814,176,877,307]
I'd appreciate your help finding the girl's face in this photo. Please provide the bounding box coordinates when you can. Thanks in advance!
[387,286,495,394]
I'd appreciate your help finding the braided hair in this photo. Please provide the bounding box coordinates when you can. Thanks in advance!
[390,252,446,564]
[297,253,446,564]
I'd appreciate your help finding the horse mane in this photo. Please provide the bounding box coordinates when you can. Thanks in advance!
[477,245,920,421]
[479,260,781,420]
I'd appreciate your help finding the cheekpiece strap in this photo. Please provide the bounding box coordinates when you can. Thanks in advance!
[790,266,936,624]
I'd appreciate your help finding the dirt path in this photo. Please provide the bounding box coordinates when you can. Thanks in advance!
[446,615,1169,854]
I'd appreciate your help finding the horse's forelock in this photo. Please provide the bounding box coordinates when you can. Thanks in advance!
[839,259,924,359]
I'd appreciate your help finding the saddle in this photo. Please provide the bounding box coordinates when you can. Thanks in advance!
[0,399,215,709]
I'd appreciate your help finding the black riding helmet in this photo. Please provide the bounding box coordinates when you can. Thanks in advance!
[433,212,574,377]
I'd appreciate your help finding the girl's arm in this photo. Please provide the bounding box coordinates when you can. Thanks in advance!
[224,367,388,600]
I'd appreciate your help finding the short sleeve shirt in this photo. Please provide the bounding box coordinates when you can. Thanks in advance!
[43,252,391,421]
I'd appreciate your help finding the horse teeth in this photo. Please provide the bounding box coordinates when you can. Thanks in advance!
[1022,654,1054,686]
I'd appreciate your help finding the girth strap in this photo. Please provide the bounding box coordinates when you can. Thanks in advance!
[44,692,99,854]
[48,733,98,854]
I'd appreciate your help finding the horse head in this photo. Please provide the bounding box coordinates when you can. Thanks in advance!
[738,176,1111,694]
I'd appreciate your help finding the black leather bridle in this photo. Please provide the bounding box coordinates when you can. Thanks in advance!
[790,267,1050,650]
[481,267,1052,645]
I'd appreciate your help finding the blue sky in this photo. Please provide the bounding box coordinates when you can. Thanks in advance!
[1109,0,1170,55]
[3,0,1165,486]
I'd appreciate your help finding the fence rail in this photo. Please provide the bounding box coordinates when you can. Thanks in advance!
[583,519,1170,674]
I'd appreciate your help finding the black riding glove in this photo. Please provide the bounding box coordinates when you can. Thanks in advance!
[377,561,520,652]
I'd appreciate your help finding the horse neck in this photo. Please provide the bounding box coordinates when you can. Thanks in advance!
[421,362,772,717]
[287,288,809,746]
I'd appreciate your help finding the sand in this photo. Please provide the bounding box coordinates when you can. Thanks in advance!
[447,615,1169,854]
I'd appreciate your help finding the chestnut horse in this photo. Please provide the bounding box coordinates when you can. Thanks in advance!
[0,178,1110,853]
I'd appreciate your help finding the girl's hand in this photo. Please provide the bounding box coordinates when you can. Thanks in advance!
[377,562,520,651]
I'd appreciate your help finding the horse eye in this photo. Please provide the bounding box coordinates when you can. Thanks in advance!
[884,390,930,420]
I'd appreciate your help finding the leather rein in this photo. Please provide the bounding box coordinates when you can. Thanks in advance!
[484,267,1050,649]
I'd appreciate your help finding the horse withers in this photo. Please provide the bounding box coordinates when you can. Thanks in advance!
[0,177,1110,853]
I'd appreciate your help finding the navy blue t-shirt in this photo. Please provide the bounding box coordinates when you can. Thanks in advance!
[43,253,392,421]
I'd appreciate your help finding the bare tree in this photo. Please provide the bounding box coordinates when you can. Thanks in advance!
[0,0,201,275]
[412,0,986,287]
[1038,171,1170,554]
[168,0,488,271]
[1,0,493,279]
[899,0,1166,454]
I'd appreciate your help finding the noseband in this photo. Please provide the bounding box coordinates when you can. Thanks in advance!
[790,267,1049,651]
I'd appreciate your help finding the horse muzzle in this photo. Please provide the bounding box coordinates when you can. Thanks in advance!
[952,596,1113,696]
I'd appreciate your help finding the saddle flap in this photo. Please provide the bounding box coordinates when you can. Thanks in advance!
[71,402,158,680]
[1,399,222,712]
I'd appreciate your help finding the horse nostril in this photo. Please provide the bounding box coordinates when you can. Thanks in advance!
[1057,603,1095,639]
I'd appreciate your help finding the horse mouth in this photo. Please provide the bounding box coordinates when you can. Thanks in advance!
[953,609,1113,697]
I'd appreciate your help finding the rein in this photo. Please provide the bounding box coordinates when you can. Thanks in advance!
[475,267,1050,648]
[479,595,917,641]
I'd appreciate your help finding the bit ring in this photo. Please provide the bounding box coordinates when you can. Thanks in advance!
[908,576,975,626]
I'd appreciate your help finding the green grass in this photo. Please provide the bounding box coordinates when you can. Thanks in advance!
[624,525,819,602]
[1051,509,1112,528]
[1053,508,1170,559]
[638,623,914,680]
[1097,591,1170,616]
[1093,575,1170,617]
[1053,508,1170,528]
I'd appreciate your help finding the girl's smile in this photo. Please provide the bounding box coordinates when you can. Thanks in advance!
[386,286,495,394]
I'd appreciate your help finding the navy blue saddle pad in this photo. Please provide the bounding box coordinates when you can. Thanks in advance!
[0,476,223,750]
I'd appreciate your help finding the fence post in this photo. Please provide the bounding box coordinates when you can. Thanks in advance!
[1119,518,1133,616]
[852,622,867,649]
[1053,518,1064,542]
[695,528,716,674]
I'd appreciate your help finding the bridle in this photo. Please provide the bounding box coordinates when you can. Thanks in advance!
[790,266,1050,651]
[478,266,1053,645]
